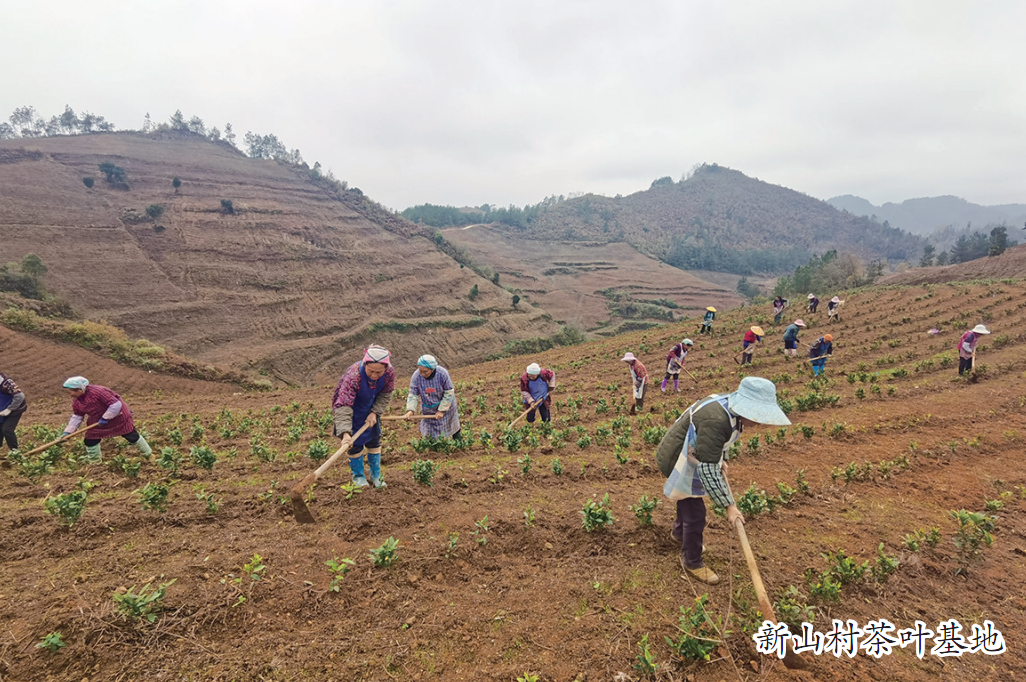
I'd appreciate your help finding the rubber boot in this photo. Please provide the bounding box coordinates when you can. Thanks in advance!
[349,455,369,487]
[673,379,679,392]
[368,452,386,488]
[84,443,102,463]
[661,377,667,392]
[133,435,152,458]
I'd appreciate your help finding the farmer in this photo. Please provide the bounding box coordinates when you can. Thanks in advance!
[808,334,833,376]
[0,371,28,453]
[656,376,791,584]
[332,344,395,488]
[807,293,819,313]
[622,352,648,414]
[740,326,763,366]
[404,354,461,440]
[773,296,789,325]
[662,338,694,393]
[699,307,716,334]
[519,363,556,423]
[827,296,842,323]
[957,324,991,375]
[782,319,806,358]
[60,376,151,462]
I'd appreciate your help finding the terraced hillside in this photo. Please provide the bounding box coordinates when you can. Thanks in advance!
[0,134,556,385]
[2,276,1025,681]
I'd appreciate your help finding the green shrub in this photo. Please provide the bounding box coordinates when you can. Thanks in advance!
[411,459,438,486]
[581,493,616,532]
[113,579,176,622]
[145,204,164,219]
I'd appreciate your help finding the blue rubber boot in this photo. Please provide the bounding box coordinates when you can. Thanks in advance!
[368,452,386,489]
[349,455,369,487]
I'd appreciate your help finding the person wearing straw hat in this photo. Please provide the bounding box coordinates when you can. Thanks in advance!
[807,293,819,314]
[656,376,791,584]
[519,363,556,423]
[808,334,833,376]
[0,371,28,454]
[782,319,806,358]
[957,324,991,375]
[60,376,151,462]
[827,296,843,323]
[332,344,396,488]
[622,352,648,414]
[404,354,461,441]
[699,306,717,335]
[740,326,764,366]
[662,338,693,393]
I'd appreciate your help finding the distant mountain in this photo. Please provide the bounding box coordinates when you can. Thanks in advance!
[494,164,924,275]
[827,194,1026,236]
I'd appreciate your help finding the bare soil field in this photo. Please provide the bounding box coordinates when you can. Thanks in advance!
[440,225,742,331]
[2,277,1026,681]
[878,243,1026,286]
[0,135,555,385]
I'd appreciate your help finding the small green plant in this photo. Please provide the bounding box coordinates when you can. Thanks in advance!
[165,426,183,446]
[804,569,841,602]
[243,554,267,582]
[445,532,459,559]
[633,633,659,676]
[551,457,563,475]
[774,585,816,630]
[326,557,356,592]
[157,446,182,473]
[369,537,400,568]
[664,594,723,661]
[411,459,438,486]
[36,631,66,652]
[576,434,591,450]
[629,494,659,526]
[949,509,995,575]
[517,453,532,475]
[339,481,362,500]
[193,485,221,514]
[307,439,331,462]
[823,548,868,585]
[43,479,94,527]
[474,515,490,545]
[516,674,539,682]
[799,425,815,439]
[523,505,536,527]
[112,578,176,623]
[795,469,809,494]
[110,454,142,478]
[136,480,174,513]
[736,483,771,516]
[190,445,217,470]
[871,543,900,582]
[581,493,616,532]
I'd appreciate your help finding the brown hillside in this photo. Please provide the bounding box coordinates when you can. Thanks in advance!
[509,164,925,274]
[878,243,1026,286]
[441,224,745,331]
[0,133,556,384]
[3,277,1025,680]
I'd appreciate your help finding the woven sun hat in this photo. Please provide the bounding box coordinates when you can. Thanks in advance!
[808,293,815,299]
[621,352,637,362]
[794,319,806,327]
[63,376,89,390]
[526,363,541,375]
[831,296,841,303]
[971,324,991,334]
[707,306,717,312]
[823,334,833,342]
[750,326,764,336]
[683,338,694,346]
[417,354,438,369]
[728,377,791,426]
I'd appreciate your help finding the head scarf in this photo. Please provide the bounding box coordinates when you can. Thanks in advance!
[526,363,541,375]
[63,376,89,390]
[363,345,391,366]
[417,354,438,369]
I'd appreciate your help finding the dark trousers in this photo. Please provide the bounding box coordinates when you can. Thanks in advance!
[85,429,141,447]
[526,403,550,423]
[959,357,973,375]
[1,411,23,450]
[674,498,707,569]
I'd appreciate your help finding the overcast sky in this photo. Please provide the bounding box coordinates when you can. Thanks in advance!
[4,0,1025,211]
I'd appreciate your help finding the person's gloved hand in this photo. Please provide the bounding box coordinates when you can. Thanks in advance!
[0,409,10,416]
[61,431,72,438]
[98,418,109,426]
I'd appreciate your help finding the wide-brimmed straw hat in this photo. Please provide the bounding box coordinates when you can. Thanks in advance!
[831,296,841,303]
[750,326,764,336]
[808,293,816,299]
[706,306,716,312]
[621,352,637,362]
[971,324,991,335]
[794,319,806,327]
[728,377,791,426]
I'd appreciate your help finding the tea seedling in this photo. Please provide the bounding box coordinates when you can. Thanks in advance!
[445,532,459,559]
[665,594,723,661]
[326,557,356,592]
[339,481,362,500]
[871,543,900,582]
[523,506,536,527]
[193,485,221,514]
[950,509,995,575]
[157,447,182,474]
[307,440,331,462]
[243,554,267,582]
[36,631,66,653]
[113,578,176,623]
[823,548,868,585]
[370,537,400,567]
[135,480,174,513]
[633,633,659,677]
[190,445,217,470]
[629,494,658,526]
[804,569,841,602]
[43,479,94,527]
[517,453,532,476]
[774,586,816,630]
[411,459,438,486]
[474,515,490,545]
[551,457,563,475]
[581,493,616,532]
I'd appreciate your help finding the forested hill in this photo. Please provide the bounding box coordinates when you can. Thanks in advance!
[408,164,925,276]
